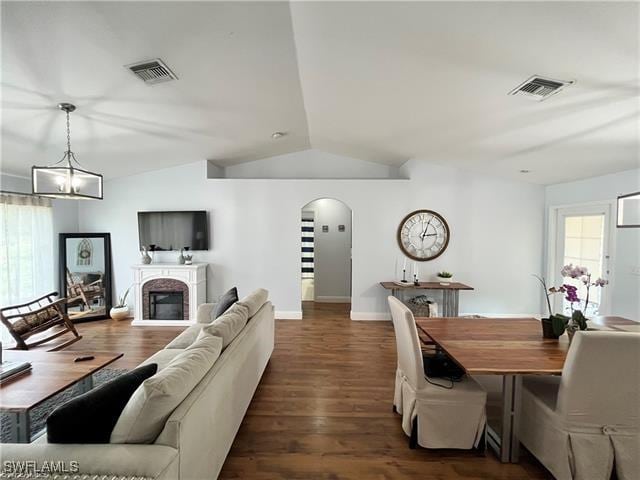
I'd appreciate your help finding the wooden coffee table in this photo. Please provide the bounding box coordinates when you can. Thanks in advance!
[1,350,123,443]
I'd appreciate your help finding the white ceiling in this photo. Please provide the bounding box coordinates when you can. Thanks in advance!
[2,1,638,184]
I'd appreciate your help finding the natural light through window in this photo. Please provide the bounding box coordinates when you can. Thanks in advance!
[0,194,54,343]
[562,214,605,316]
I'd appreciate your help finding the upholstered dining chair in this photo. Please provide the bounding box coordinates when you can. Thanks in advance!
[387,296,487,449]
[520,330,640,480]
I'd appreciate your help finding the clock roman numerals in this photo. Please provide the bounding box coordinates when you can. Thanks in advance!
[397,209,450,261]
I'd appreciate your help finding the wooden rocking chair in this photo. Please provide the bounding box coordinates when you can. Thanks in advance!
[0,292,82,350]
[66,268,103,311]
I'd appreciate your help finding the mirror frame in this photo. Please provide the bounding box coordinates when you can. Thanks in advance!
[59,232,113,322]
[617,192,640,228]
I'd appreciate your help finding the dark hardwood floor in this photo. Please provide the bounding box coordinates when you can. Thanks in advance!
[220,302,551,480]
[60,318,183,369]
[53,303,550,479]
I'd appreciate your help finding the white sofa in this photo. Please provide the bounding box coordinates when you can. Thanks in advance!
[0,291,275,480]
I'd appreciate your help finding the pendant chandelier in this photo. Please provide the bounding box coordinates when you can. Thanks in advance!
[32,103,103,200]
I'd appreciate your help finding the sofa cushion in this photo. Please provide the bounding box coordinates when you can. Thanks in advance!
[237,288,269,318]
[211,286,238,321]
[140,349,184,370]
[164,324,204,349]
[47,363,158,444]
[110,335,223,444]
[198,303,249,348]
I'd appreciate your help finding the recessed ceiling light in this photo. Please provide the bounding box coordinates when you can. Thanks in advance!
[271,132,285,140]
[520,169,531,174]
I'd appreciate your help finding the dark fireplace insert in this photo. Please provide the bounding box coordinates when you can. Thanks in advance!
[149,291,184,320]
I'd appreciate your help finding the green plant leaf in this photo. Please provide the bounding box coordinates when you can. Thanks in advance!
[572,310,588,330]
[551,314,568,337]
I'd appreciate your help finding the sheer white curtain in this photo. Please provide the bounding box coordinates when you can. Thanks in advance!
[0,193,54,342]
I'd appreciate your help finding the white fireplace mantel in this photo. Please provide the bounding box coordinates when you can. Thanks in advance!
[131,263,207,326]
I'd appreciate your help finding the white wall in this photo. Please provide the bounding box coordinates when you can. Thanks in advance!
[545,168,640,320]
[0,173,79,292]
[214,149,405,179]
[303,198,352,301]
[78,152,546,319]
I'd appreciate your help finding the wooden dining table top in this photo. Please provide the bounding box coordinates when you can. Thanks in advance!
[416,317,570,375]
[415,316,638,375]
[0,350,123,411]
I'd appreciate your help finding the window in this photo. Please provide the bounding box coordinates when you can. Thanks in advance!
[0,193,54,342]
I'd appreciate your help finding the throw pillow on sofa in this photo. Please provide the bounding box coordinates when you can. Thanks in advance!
[237,288,269,318]
[198,302,249,348]
[47,363,158,444]
[110,334,223,444]
[211,286,238,321]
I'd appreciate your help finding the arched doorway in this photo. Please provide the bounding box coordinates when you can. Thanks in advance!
[300,198,352,318]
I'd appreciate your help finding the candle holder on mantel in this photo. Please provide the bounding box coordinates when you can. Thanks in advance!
[413,274,420,286]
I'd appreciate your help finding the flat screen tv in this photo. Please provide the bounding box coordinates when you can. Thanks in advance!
[138,210,209,251]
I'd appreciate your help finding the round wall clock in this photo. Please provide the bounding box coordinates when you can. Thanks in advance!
[397,209,450,261]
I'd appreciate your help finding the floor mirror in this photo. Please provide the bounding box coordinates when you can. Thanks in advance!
[59,233,112,322]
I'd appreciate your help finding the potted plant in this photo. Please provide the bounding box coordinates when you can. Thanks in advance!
[110,285,132,321]
[437,271,453,285]
[534,264,608,341]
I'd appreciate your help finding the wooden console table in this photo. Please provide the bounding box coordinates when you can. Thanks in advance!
[380,281,474,317]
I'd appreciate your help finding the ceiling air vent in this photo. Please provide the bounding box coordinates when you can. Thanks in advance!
[126,58,177,85]
[509,75,574,101]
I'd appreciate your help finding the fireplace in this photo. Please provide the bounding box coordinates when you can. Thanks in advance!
[141,278,190,321]
[149,291,184,320]
[132,264,207,326]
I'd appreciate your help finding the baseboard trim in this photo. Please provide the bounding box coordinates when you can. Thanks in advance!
[350,311,391,321]
[315,296,351,303]
[459,312,543,318]
[131,319,196,327]
[276,310,303,320]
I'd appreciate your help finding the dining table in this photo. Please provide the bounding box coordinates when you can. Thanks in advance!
[414,315,637,463]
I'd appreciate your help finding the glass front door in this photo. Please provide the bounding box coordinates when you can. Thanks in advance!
[553,204,612,316]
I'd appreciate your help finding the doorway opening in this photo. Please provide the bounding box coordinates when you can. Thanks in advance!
[300,198,352,318]
[548,202,614,316]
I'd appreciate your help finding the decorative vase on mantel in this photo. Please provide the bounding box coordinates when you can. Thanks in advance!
[177,248,186,265]
[141,246,152,265]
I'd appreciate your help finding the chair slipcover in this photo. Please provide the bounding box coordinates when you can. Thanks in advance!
[388,296,487,449]
[520,330,640,480]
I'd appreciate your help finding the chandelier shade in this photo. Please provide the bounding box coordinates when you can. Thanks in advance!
[32,103,103,200]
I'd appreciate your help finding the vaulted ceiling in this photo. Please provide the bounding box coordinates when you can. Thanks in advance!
[2,1,638,184]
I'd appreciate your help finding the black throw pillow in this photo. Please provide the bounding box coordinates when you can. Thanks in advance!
[211,287,238,320]
[47,363,158,443]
